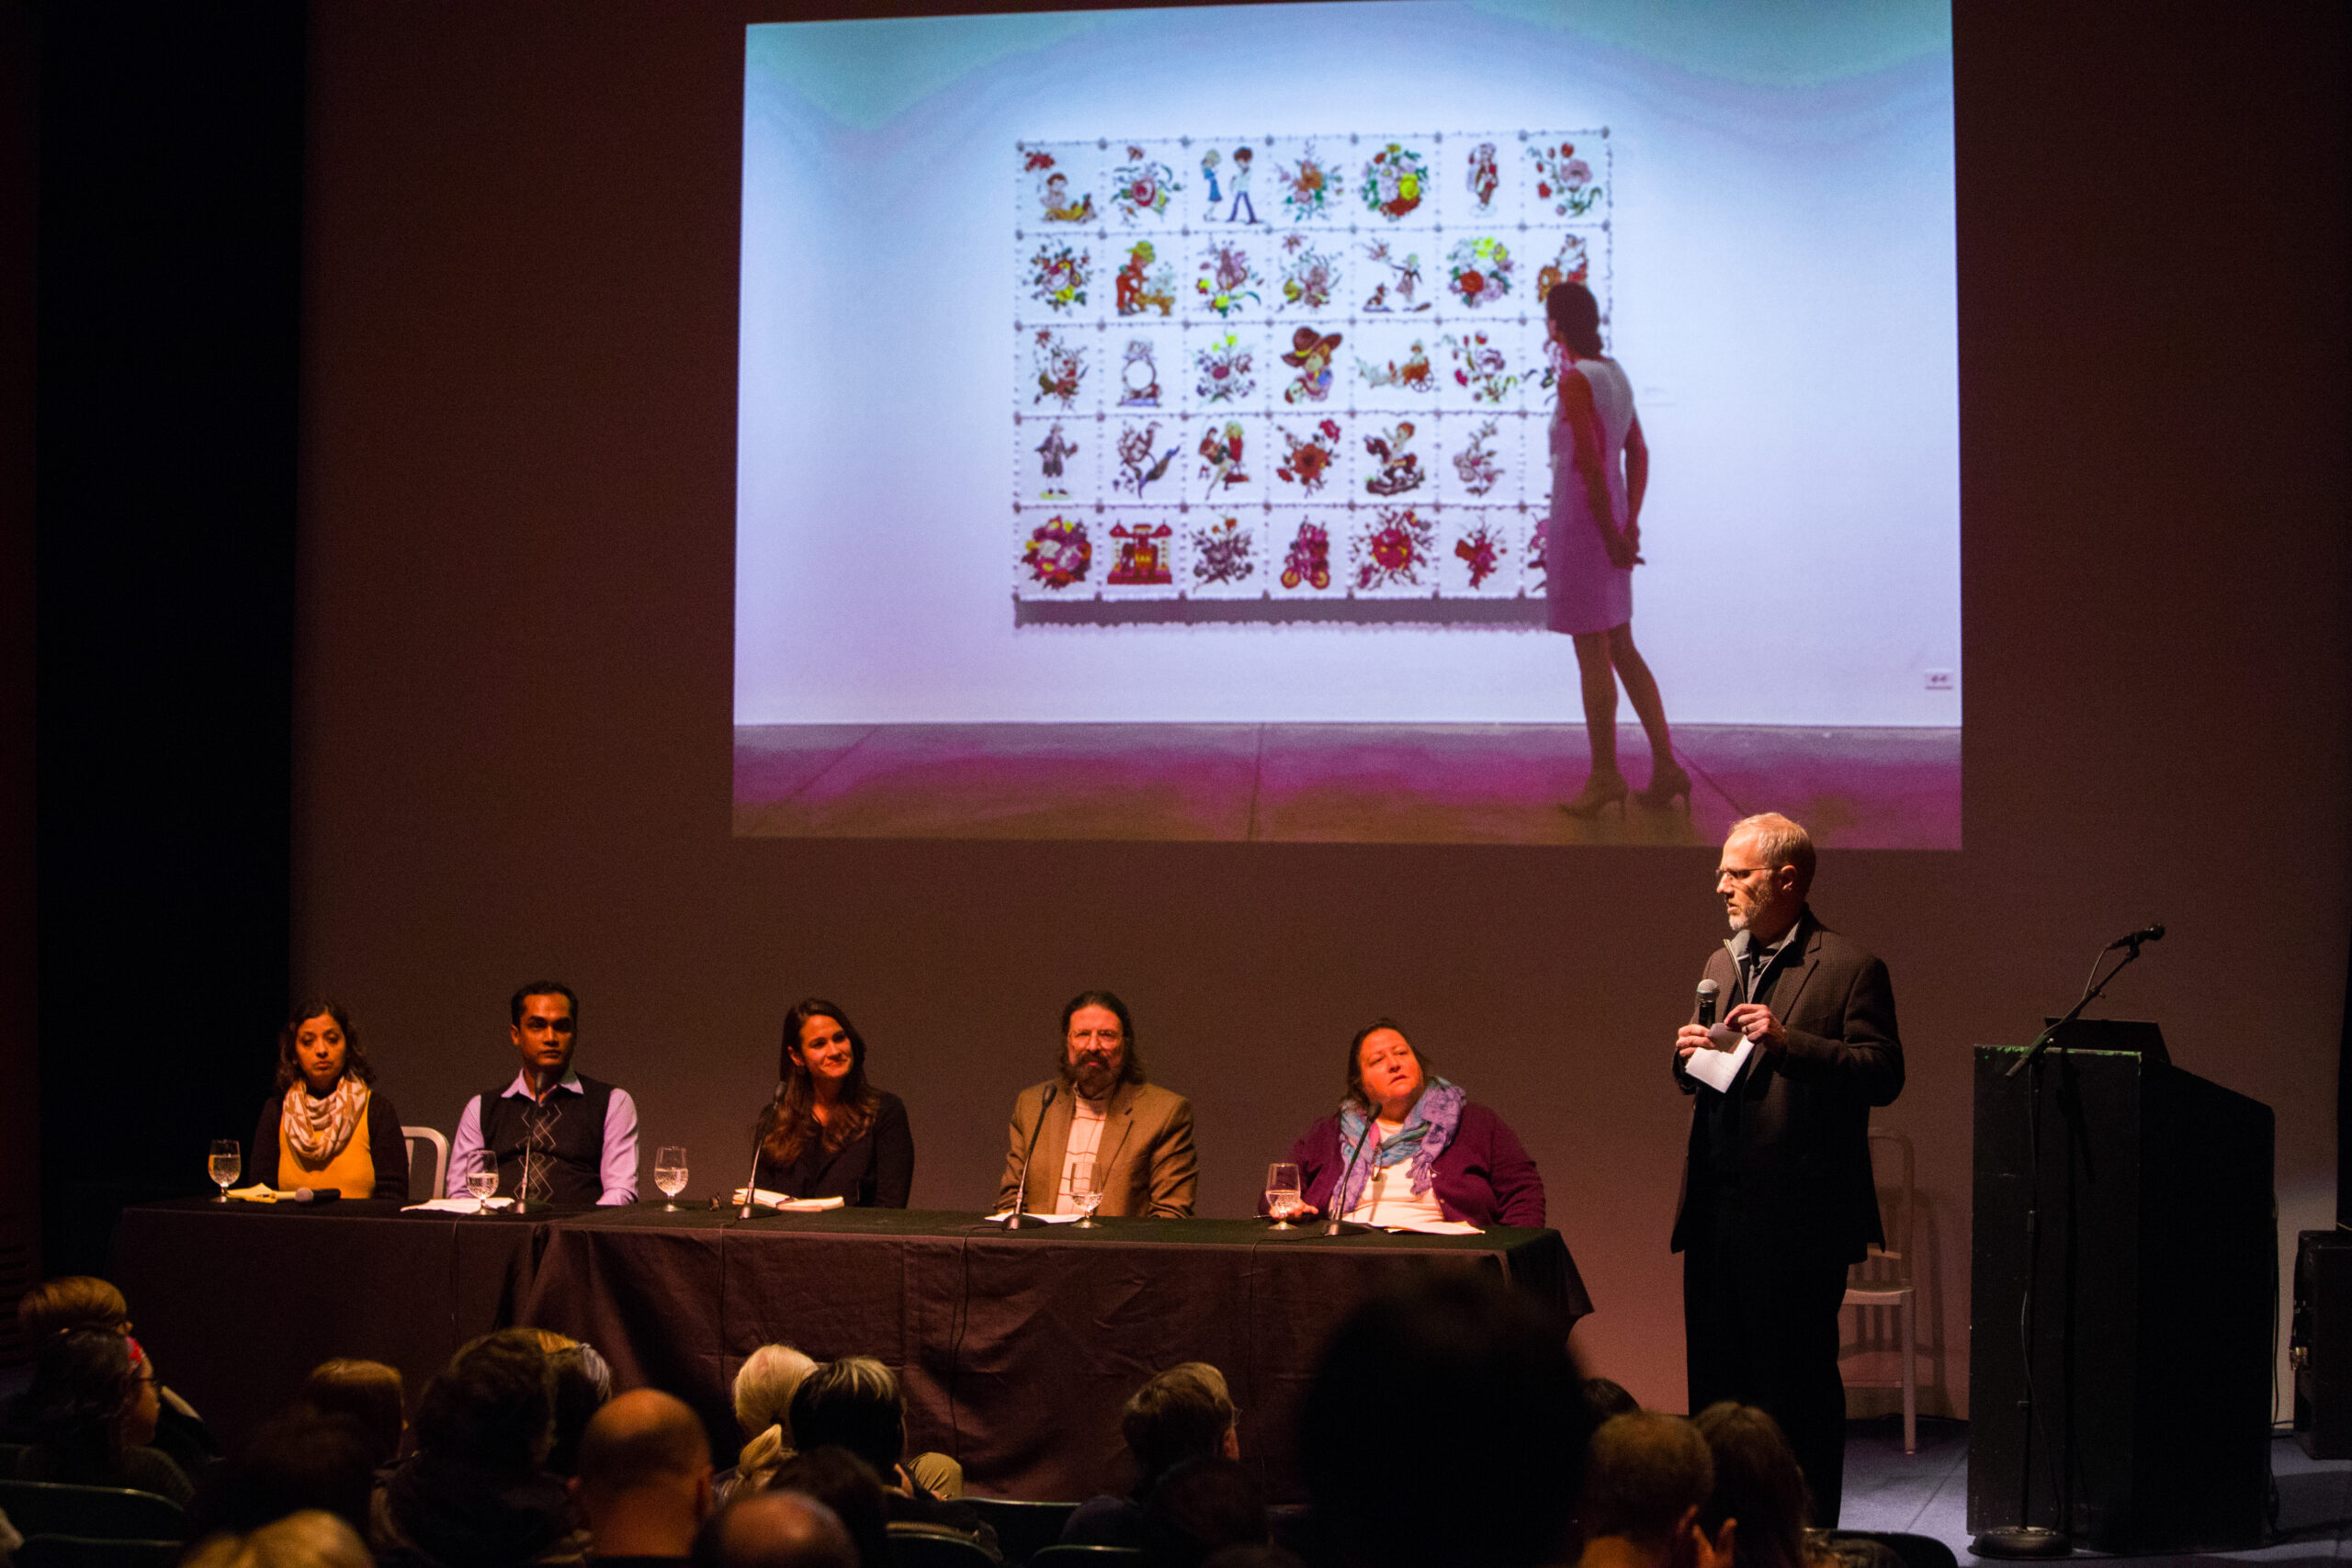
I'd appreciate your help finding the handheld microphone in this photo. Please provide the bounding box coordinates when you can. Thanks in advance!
[1324,1113,1380,1236]
[1695,978,1720,1029]
[1007,1084,1057,1229]
[2106,923,2165,952]
[738,1083,783,1220]
[292,1187,340,1203]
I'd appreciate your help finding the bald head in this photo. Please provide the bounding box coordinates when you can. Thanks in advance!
[576,1389,710,1502]
[697,1491,859,1568]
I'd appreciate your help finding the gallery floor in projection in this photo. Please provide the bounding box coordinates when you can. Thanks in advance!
[733,4,1962,848]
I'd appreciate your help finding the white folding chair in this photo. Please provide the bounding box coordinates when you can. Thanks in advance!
[403,1125,450,1201]
[1841,1125,1917,1452]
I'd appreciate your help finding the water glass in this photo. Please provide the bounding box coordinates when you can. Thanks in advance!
[464,1154,500,1215]
[209,1139,241,1201]
[1265,1162,1302,1229]
[655,1145,689,1211]
[1069,1156,1102,1227]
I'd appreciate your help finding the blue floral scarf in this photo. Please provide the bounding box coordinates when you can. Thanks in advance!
[1333,1077,1465,1218]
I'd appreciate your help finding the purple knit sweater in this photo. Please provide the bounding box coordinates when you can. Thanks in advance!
[1276,1100,1546,1227]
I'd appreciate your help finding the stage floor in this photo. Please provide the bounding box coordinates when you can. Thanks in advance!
[1843,1417,2346,1563]
[733,723,1962,848]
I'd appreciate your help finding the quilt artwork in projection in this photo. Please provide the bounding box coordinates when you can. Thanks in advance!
[1014,130,1609,624]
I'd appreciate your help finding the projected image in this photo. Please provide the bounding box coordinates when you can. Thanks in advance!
[1012,131,1605,619]
[734,3,1961,848]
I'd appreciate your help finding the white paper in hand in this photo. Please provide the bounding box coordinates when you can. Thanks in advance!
[1684,1027,1754,1093]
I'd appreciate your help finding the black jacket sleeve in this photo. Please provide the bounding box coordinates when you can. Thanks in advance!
[249,1097,281,1190]
[367,1089,412,1200]
[870,1094,914,1208]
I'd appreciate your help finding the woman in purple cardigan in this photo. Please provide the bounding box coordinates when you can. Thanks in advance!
[1278,1019,1546,1228]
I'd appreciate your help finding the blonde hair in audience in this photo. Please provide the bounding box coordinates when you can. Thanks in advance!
[17,1276,130,1339]
[184,1510,372,1568]
[735,1342,820,1438]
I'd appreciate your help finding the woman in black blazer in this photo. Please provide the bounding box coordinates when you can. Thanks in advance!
[753,998,913,1206]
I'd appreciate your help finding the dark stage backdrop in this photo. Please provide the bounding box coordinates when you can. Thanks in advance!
[286,1,2349,1417]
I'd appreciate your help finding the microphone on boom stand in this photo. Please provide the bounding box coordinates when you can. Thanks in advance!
[1003,1085,1057,1229]
[737,1084,783,1220]
[1322,1114,1379,1237]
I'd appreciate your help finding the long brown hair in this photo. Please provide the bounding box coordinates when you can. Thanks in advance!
[274,1000,375,1094]
[763,998,885,1168]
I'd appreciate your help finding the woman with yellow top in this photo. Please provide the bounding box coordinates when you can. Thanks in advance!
[247,1000,410,1199]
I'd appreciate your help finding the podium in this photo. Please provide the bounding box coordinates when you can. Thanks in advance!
[1968,1044,2274,1553]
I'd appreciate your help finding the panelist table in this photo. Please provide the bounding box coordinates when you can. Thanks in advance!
[516,1208,1589,1502]
[112,1199,548,1451]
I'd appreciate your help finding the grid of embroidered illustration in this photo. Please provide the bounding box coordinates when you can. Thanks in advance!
[1012,130,1611,605]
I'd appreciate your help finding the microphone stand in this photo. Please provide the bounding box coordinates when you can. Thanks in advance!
[1976,934,2154,1559]
[1004,1085,1056,1230]
[738,1089,782,1220]
[1321,1113,1379,1237]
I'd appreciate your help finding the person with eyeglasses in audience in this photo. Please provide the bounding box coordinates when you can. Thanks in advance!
[7,1276,219,1482]
[249,999,411,1199]
[10,1326,194,1506]
[752,999,913,1208]
[999,989,1197,1220]
[449,980,640,1207]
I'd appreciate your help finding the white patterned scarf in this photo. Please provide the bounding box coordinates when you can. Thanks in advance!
[283,1075,368,1164]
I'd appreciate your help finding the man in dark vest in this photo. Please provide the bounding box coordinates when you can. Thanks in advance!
[1669,813,1903,1527]
[449,981,640,1207]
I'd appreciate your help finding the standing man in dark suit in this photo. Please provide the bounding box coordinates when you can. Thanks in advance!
[1671,813,1902,1525]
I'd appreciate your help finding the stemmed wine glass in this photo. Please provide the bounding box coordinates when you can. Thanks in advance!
[654,1146,689,1212]
[209,1139,241,1202]
[1265,1162,1302,1230]
[464,1152,500,1215]
[1069,1156,1103,1228]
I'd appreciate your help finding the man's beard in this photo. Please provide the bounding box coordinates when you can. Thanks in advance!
[1067,1057,1120,1100]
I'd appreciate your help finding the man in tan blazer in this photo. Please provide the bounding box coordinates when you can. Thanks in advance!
[998,989,1198,1219]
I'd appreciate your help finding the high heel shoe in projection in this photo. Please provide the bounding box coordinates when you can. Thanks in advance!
[1560,771,1630,818]
[1636,758,1692,810]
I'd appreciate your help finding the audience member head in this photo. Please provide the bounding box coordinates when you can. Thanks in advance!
[571,1388,713,1560]
[735,1343,820,1441]
[192,1407,376,1540]
[1123,1362,1239,1486]
[1545,280,1605,358]
[694,1489,859,1568]
[300,1359,404,1468]
[1059,988,1146,1097]
[1579,1413,1717,1564]
[1693,1403,1810,1568]
[787,1358,903,1479]
[1582,1377,1642,1422]
[1299,1270,1592,1568]
[183,1509,373,1568]
[537,1333,614,1476]
[17,1275,130,1340]
[768,1448,890,1568]
[274,1000,374,1095]
[1139,1456,1269,1568]
[27,1325,149,1480]
[413,1327,552,1477]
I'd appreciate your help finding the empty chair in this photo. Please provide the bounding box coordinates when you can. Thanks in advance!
[17,1534,184,1568]
[0,1480,191,1542]
[404,1125,450,1201]
[887,1526,1001,1568]
[1839,1126,1918,1452]
[964,1500,1080,1565]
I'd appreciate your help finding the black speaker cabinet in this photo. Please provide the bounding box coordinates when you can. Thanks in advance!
[2293,1230,2352,1457]
[1968,1045,2274,1553]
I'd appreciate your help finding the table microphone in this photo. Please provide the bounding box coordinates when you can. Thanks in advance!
[292,1188,340,1203]
[1696,977,1719,1028]
[738,1084,782,1220]
[1324,1114,1379,1236]
[1006,1084,1057,1230]
[2105,923,2165,952]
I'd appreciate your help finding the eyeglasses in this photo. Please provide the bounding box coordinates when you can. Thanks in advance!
[522,1018,576,1034]
[1069,1029,1125,1046]
[1716,864,1773,886]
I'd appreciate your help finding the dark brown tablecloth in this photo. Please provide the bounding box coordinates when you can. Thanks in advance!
[111,1198,546,1450]
[515,1208,1589,1502]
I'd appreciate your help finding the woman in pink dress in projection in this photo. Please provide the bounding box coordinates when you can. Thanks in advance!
[1544,281,1686,817]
